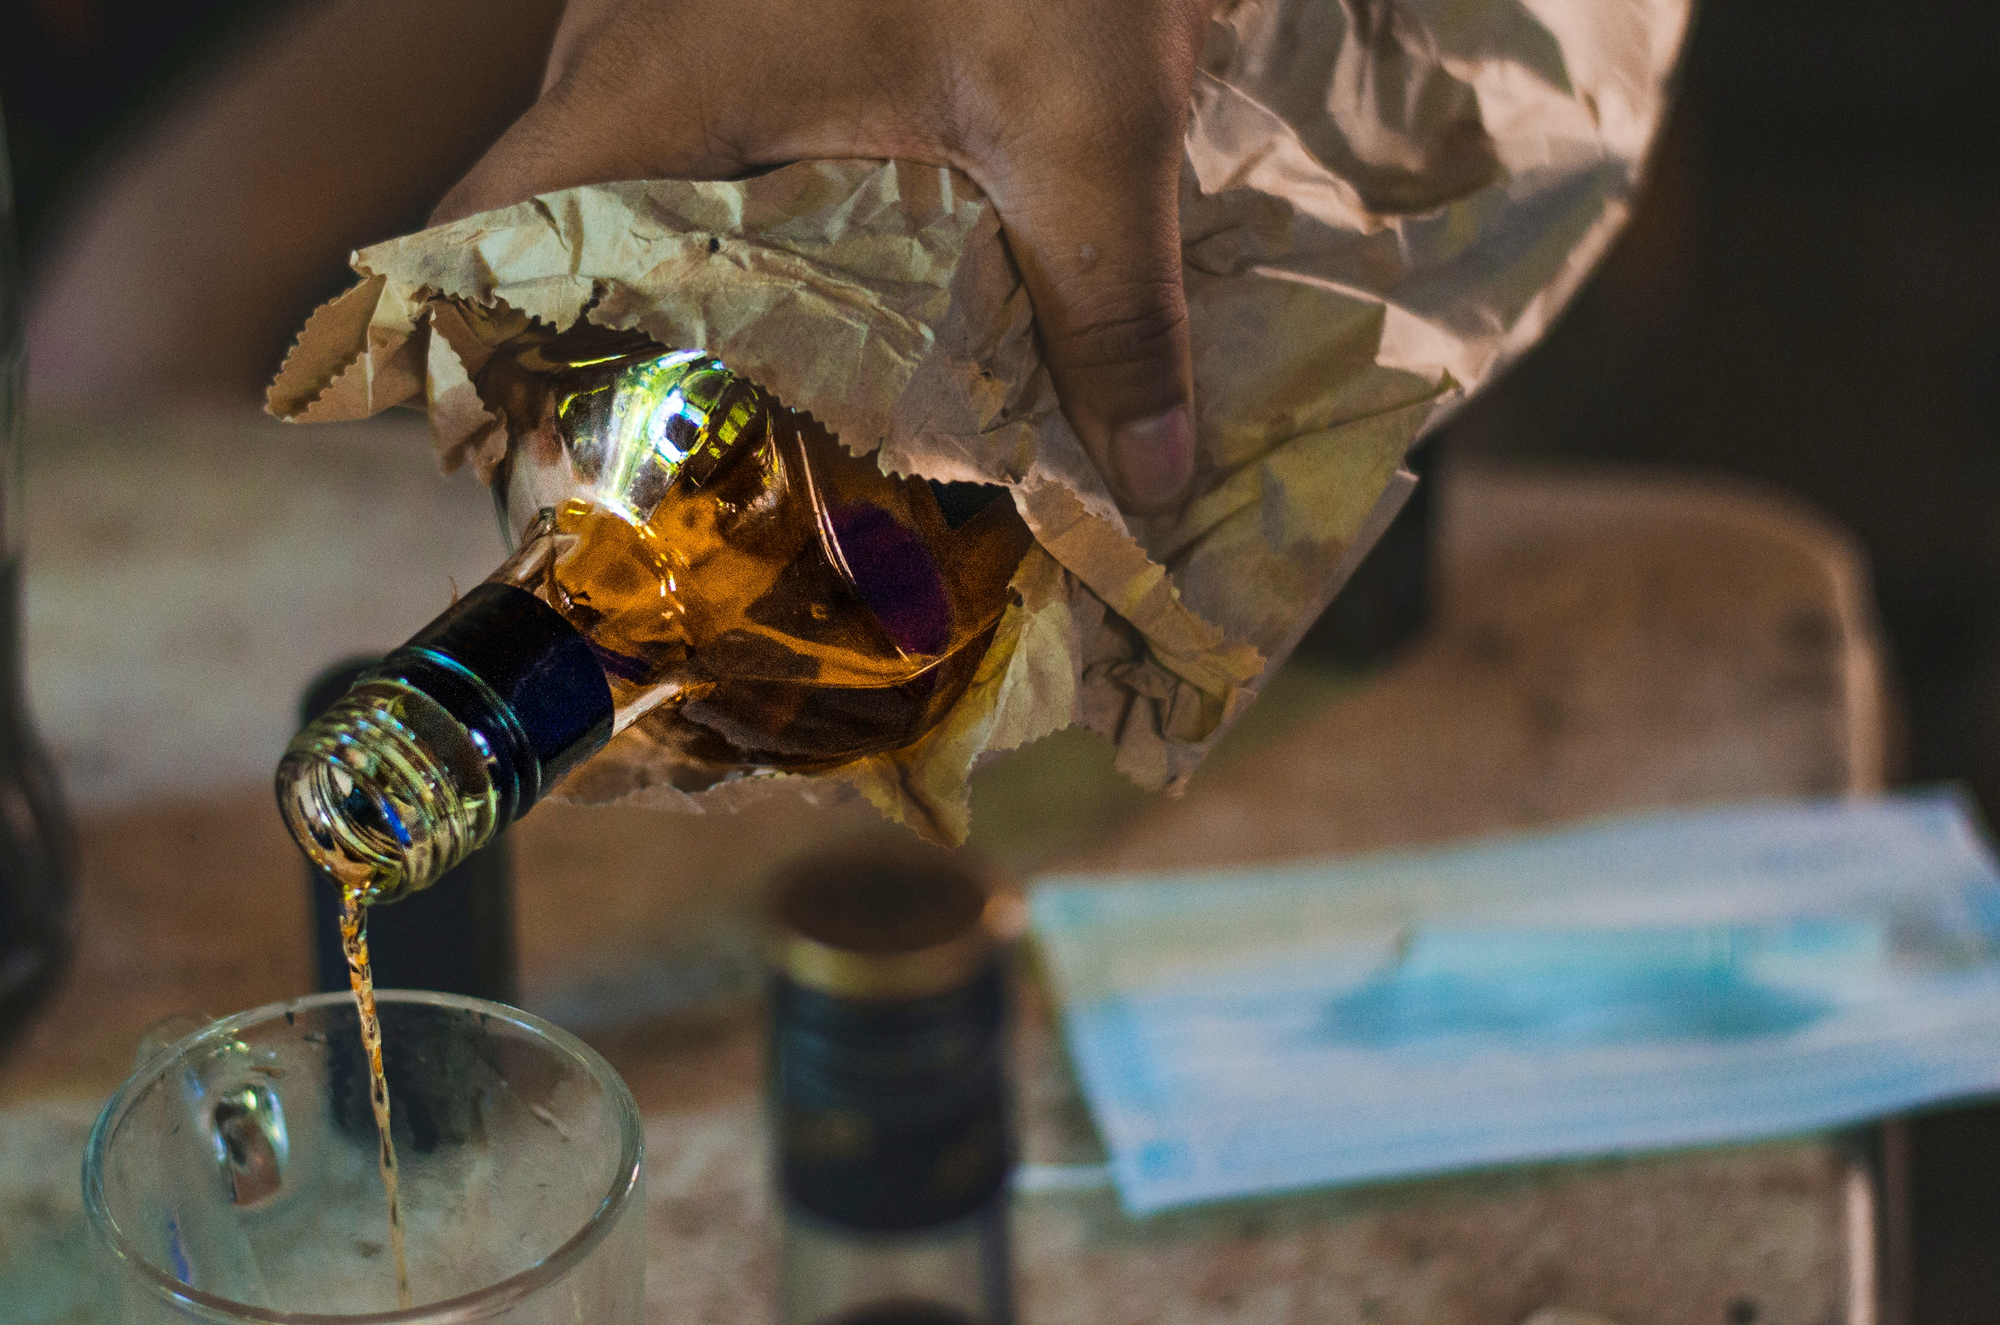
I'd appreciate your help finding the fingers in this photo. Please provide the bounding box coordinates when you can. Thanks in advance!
[961,1,1205,512]
[428,0,1205,513]
[997,166,1196,512]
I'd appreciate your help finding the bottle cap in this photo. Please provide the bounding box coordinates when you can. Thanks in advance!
[768,844,1021,1002]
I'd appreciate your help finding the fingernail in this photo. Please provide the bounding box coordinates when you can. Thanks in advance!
[1110,406,1196,513]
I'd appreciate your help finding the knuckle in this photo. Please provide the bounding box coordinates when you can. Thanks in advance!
[1047,286,1189,372]
[949,0,1199,165]
[1029,72,1187,167]
[532,39,750,180]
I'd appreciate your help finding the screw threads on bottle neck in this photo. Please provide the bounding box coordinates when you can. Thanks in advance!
[276,680,500,905]
[277,583,613,905]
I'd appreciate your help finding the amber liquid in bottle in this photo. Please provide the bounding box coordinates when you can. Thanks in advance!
[479,328,1032,791]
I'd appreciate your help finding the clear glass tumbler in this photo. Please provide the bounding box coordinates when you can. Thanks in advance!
[84,990,646,1323]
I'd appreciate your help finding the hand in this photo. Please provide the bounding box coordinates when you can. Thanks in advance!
[433,0,1207,512]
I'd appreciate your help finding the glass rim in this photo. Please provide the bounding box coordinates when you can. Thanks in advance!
[82,988,646,1325]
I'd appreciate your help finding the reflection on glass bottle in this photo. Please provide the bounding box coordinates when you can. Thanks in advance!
[278,321,1032,903]
[768,846,1016,1325]
[0,107,78,1052]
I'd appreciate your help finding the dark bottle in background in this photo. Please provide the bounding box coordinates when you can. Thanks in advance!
[768,846,1016,1325]
[1292,439,1438,670]
[300,659,516,1005]
[0,104,77,1055]
[0,554,74,1052]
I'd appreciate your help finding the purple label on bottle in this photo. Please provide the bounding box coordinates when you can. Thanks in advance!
[828,504,952,657]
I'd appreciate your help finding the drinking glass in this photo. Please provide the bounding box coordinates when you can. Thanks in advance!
[84,990,646,1323]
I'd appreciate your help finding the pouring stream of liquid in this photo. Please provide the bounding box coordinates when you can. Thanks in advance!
[338,888,412,1310]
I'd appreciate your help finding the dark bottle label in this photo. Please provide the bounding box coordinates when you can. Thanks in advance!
[774,965,1011,1231]
[380,582,614,823]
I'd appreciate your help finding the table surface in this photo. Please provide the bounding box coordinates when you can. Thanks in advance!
[0,414,1893,1325]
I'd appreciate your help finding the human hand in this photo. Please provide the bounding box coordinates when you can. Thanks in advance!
[433,0,1208,512]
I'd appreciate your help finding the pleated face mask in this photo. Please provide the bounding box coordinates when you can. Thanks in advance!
[1030,791,2000,1213]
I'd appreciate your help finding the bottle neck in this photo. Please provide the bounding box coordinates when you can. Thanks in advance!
[276,584,612,902]
[389,582,615,813]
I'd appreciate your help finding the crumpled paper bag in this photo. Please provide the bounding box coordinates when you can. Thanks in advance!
[267,0,1690,842]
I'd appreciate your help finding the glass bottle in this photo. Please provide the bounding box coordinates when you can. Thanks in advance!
[278,321,1031,903]
[0,106,78,1052]
[768,846,1016,1325]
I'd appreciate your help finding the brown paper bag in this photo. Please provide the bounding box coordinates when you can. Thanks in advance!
[267,0,1690,841]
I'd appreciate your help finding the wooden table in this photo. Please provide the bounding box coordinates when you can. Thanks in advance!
[0,414,1895,1324]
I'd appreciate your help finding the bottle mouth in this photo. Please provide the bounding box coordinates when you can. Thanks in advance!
[275,679,500,904]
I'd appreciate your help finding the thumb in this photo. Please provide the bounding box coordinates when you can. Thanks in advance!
[990,141,1195,513]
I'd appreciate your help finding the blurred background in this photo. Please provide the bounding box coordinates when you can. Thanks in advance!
[1448,10,2000,1314]
[4,0,1997,1319]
